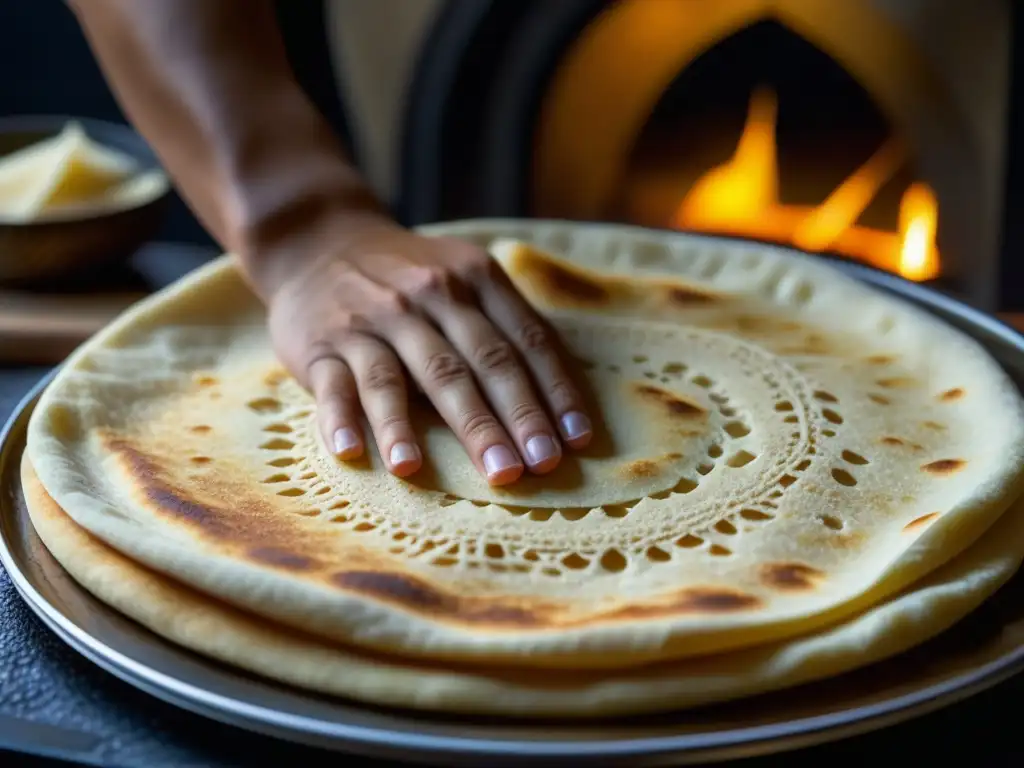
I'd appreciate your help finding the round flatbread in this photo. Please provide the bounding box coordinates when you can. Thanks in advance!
[22,456,1024,717]
[25,221,1024,669]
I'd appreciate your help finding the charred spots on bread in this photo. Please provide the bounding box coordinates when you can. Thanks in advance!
[903,512,940,532]
[633,384,707,418]
[760,561,825,591]
[921,459,966,475]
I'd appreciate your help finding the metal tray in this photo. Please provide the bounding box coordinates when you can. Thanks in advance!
[4,261,1024,766]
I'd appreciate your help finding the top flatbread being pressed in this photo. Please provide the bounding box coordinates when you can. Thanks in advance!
[24,220,1024,669]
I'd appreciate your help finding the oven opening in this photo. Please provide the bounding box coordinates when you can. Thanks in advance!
[611,21,938,283]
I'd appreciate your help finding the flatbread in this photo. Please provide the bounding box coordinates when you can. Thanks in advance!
[22,456,1024,717]
[25,221,1024,669]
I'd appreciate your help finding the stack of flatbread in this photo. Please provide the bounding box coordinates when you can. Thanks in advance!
[21,220,1024,717]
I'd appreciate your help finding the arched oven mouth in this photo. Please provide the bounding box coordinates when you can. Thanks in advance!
[398,0,1013,311]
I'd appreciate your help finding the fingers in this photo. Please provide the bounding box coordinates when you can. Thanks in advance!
[340,337,423,477]
[427,303,562,474]
[307,356,364,460]
[471,266,593,449]
[384,316,525,486]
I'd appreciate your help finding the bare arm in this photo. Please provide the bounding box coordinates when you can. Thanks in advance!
[67,0,594,485]
[67,0,377,297]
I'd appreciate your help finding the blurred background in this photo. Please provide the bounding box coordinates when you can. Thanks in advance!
[0,0,1022,364]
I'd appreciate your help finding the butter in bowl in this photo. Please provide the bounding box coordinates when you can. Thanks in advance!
[0,115,171,286]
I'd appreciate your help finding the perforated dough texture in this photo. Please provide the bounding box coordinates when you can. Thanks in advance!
[22,457,1024,717]
[24,220,1024,669]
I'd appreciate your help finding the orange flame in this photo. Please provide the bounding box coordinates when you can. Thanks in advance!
[673,89,941,281]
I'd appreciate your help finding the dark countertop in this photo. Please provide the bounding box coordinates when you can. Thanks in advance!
[2,248,1024,767]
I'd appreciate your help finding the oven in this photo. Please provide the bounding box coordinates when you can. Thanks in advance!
[325,0,1015,311]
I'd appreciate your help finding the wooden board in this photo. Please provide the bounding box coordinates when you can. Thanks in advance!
[0,242,220,366]
[0,290,146,365]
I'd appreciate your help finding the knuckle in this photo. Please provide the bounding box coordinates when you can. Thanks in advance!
[517,322,551,352]
[368,286,410,317]
[458,250,497,284]
[473,339,517,372]
[363,361,403,391]
[377,413,411,433]
[405,266,452,299]
[302,340,337,372]
[460,408,502,441]
[547,378,579,407]
[423,352,470,386]
[382,289,411,315]
[508,401,546,428]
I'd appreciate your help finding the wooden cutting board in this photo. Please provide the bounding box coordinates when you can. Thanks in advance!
[0,289,147,365]
[0,242,221,366]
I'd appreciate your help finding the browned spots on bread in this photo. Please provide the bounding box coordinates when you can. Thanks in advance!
[603,588,761,620]
[509,246,610,304]
[622,459,660,479]
[544,264,609,303]
[102,433,320,552]
[633,384,706,418]
[938,387,964,402]
[760,562,825,591]
[663,284,717,305]
[189,425,212,434]
[332,570,449,609]
[675,588,760,612]
[100,430,780,631]
[866,354,895,365]
[331,570,541,626]
[145,485,232,537]
[263,368,289,387]
[248,546,319,571]
[880,436,923,450]
[904,512,939,532]
[331,569,759,627]
[921,458,966,475]
[735,315,800,334]
[876,377,916,389]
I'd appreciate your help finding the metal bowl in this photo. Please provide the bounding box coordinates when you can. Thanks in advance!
[0,115,171,287]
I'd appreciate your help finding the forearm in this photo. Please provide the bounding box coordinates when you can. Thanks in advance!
[67,0,385,298]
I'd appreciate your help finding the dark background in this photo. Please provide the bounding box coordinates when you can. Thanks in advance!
[3,1,1020,269]
[0,0,352,249]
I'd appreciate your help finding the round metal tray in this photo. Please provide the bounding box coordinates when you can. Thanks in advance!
[4,261,1024,766]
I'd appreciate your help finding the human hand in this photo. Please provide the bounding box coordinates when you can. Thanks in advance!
[264,214,593,486]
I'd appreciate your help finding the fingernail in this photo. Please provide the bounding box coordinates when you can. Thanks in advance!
[483,444,521,480]
[560,411,592,442]
[525,435,559,468]
[390,442,421,468]
[333,428,362,457]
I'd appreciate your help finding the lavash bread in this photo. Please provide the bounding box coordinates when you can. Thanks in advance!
[24,221,1024,670]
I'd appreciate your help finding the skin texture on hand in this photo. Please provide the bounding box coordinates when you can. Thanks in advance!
[268,215,593,484]
[67,0,593,484]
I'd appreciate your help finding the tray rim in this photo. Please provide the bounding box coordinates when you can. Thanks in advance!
[4,235,1024,765]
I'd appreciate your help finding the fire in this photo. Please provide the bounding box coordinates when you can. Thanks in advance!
[673,89,940,281]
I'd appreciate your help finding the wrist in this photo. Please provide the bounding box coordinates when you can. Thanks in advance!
[216,95,397,299]
[236,195,398,304]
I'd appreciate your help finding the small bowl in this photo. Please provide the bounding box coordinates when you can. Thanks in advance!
[0,115,172,287]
